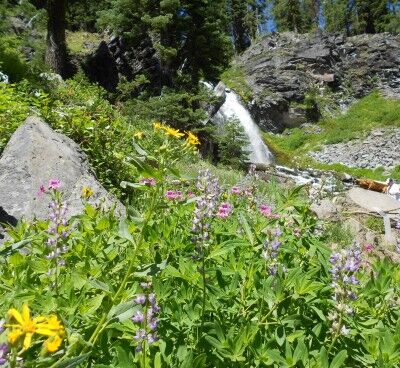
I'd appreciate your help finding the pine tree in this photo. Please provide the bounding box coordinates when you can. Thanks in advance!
[229,0,266,53]
[273,0,304,32]
[179,0,233,85]
[303,0,321,30]
[355,0,389,33]
[323,0,357,34]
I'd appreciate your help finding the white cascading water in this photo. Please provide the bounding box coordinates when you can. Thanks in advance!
[214,90,274,165]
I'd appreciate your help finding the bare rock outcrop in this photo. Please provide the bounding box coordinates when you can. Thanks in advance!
[237,32,400,132]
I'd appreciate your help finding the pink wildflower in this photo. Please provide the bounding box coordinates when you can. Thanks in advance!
[140,178,156,186]
[37,184,47,197]
[293,228,301,237]
[48,179,61,190]
[165,190,183,200]
[166,190,176,200]
[217,202,233,218]
[231,186,241,195]
[260,204,272,217]
[187,191,194,198]
[364,243,374,253]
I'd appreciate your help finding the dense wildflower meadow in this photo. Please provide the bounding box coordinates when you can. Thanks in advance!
[1,123,400,368]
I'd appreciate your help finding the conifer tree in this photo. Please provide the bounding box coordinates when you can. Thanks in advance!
[355,0,389,33]
[272,0,304,32]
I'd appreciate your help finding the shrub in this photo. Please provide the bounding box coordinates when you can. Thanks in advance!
[0,36,28,82]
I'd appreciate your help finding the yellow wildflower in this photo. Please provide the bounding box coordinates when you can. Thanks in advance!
[44,334,63,353]
[164,126,185,138]
[6,304,64,351]
[134,131,145,139]
[186,131,200,146]
[153,121,163,130]
[81,186,94,199]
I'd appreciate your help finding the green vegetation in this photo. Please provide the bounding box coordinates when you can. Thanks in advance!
[66,31,103,56]
[264,92,400,179]
[0,36,28,82]
[220,64,253,102]
[2,142,400,366]
[364,216,384,233]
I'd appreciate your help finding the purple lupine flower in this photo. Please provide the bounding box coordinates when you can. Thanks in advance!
[148,293,156,304]
[147,333,158,345]
[0,319,4,334]
[329,242,362,334]
[261,229,283,275]
[132,283,160,352]
[43,187,70,272]
[132,311,145,323]
[192,170,221,256]
[0,344,8,366]
[140,282,152,289]
[134,294,146,305]
[148,319,158,331]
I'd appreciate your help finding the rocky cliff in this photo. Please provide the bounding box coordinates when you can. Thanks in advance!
[237,32,400,133]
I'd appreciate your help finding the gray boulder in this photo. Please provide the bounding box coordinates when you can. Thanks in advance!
[311,199,338,220]
[0,117,124,239]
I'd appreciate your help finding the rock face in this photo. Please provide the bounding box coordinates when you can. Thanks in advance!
[309,128,400,169]
[84,41,119,92]
[84,35,163,92]
[0,117,124,239]
[238,32,400,132]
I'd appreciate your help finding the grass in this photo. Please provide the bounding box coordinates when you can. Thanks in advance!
[66,31,103,56]
[264,91,400,180]
[220,63,253,102]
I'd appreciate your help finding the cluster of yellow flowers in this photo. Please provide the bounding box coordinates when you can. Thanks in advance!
[153,121,200,146]
[6,305,64,353]
[81,186,94,199]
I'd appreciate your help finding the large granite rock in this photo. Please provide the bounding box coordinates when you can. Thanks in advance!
[0,117,124,239]
[237,32,400,132]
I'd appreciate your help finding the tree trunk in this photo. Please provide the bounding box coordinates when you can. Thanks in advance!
[45,0,69,78]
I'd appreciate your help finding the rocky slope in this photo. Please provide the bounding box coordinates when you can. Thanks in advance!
[309,128,400,170]
[237,32,400,133]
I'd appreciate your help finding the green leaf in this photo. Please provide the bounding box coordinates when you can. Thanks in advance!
[275,326,286,346]
[319,347,329,368]
[84,294,105,315]
[55,354,91,368]
[118,220,134,243]
[192,354,207,367]
[116,346,134,368]
[293,340,308,364]
[133,142,148,156]
[0,239,31,256]
[88,278,111,293]
[239,212,254,245]
[154,352,162,368]
[330,350,347,368]
[108,300,136,321]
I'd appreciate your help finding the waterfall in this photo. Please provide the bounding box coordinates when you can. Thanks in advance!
[213,90,274,165]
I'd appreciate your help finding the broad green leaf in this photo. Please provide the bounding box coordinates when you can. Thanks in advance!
[55,354,91,368]
[239,212,254,245]
[330,350,347,368]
